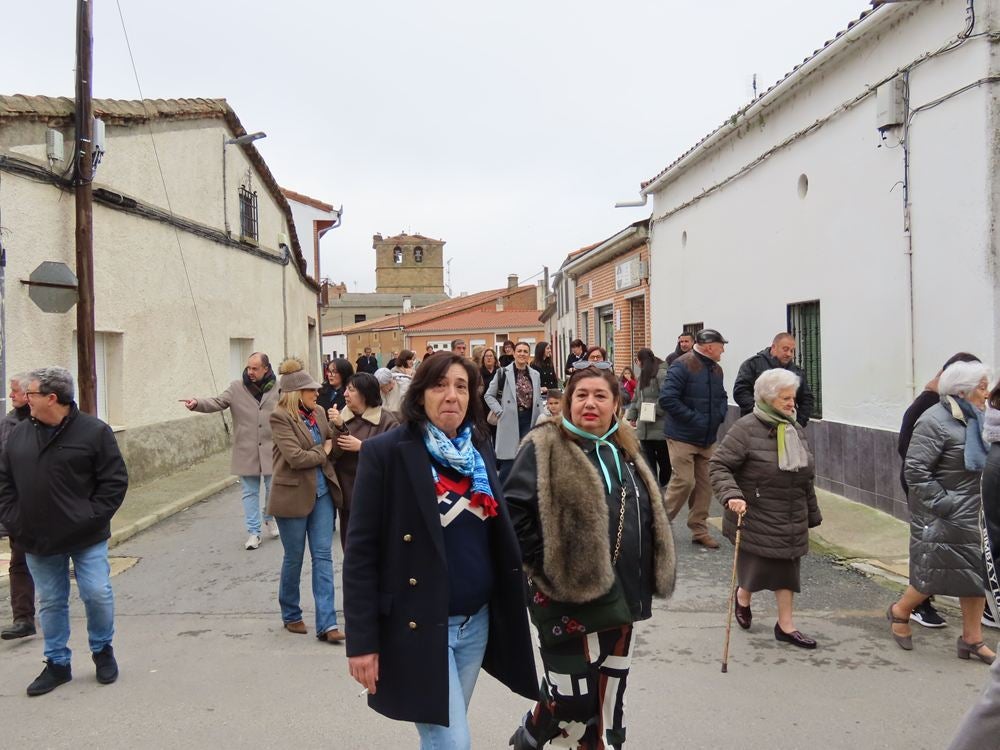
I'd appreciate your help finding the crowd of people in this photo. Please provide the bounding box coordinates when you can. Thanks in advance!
[2,330,1000,750]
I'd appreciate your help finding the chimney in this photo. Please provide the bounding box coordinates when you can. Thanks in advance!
[536,279,546,310]
[507,274,519,290]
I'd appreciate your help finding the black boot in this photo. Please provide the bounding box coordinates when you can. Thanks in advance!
[26,660,72,696]
[1,618,37,640]
[92,645,119,684]
[509,712,537,749]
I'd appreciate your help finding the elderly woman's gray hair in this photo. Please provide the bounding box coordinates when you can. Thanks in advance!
[753,368,801,404]
[938,361,990,398]
[28,366,75,405]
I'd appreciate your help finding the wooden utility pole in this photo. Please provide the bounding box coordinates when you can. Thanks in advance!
[75,0,97,415]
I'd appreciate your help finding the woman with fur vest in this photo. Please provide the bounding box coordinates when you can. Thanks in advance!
[709,368,822,649]
[504,363,676,750]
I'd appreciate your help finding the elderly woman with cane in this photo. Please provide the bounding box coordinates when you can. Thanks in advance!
[888,360,995,663]
[709,368,822,649]
[504,362,676,749]
[343,352,537,748]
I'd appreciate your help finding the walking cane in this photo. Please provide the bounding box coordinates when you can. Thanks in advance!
[721,511,745,674]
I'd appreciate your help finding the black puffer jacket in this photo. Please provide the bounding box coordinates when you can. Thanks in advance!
[0,404,129,555]
[709,413,821,559]
[732,348,815,426]
[504,422,675,621]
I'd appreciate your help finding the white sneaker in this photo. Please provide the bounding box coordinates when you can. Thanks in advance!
[264,519,280,539]
[245,534,262,550]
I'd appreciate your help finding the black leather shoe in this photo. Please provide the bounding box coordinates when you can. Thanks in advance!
[92,645,119,684]
[774,622,817,649]
[27,660,72,696]
[734,591,752,631]
[1,618,37,640]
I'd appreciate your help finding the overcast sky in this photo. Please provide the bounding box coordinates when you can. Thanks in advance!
[3,1,870,294]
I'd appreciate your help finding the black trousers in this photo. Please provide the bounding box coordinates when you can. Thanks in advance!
[640,439,671,486]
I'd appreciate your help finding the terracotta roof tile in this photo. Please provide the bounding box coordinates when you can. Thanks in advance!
[408,309,543,333]
[337,285,537,334]
[281,187,336,213]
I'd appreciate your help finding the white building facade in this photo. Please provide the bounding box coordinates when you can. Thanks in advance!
[0,96,322,484]
[639,0,999,519]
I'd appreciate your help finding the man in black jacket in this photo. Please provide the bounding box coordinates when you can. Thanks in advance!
[732,332,815,426]
[0,367,129,697]
[0,373,36,641]
[665,332,694,367]
[356,347,378,374]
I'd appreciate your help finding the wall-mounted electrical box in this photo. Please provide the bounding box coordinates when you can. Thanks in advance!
[876,76,906,131]
[45,129,64,162]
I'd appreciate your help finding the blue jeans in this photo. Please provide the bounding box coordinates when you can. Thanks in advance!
[26,540,115,665]
[240,474,273,534]
[415,605,490,750]
[275,492,337,634]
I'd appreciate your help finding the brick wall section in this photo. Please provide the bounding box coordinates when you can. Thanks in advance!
[574,242,651,374]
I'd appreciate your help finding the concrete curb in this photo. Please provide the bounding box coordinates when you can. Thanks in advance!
[108,476,238,551]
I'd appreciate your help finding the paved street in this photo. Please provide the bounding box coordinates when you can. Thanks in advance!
[1,485,992,749]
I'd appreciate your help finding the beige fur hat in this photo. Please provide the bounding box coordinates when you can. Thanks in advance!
[277,357,321,392]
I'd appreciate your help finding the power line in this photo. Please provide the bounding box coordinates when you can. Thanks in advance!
[114,0,228,434]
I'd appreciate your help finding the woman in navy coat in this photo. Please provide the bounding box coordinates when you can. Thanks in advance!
[344,351,537,748]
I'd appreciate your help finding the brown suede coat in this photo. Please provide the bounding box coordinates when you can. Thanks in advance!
[268,407,341,517]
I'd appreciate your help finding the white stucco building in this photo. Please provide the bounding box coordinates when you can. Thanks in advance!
[282,187,341,284]
[633,0,998,518]
[0,96,322,483]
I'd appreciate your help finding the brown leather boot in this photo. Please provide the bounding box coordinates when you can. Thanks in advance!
[283,620,307,635]
[692,534,720,549]
[318,628,346,643]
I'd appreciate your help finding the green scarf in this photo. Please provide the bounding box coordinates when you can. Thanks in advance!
[561,417,622,494]
[752,400,808,472]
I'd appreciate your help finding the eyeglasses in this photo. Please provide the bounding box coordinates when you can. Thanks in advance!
[571,360,613,371]
[24,391,48,397]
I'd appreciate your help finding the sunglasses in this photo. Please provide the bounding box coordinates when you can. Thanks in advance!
[571,360,613,371]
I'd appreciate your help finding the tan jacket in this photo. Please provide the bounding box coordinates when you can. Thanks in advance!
[193,377,278,476]
[268,407,342,518]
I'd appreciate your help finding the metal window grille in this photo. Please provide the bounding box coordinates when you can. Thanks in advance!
[787,300,822,418]
[683,321,703,337]
[238,186,258,241]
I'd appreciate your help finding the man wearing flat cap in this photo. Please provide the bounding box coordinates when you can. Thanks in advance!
[658,328,730,548]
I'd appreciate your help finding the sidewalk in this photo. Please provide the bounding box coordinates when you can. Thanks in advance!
[709,488,912,586]
[0,451,236,595]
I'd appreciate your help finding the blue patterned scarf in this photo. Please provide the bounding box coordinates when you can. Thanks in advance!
[952,396,989,472]
[422,422,497,517]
